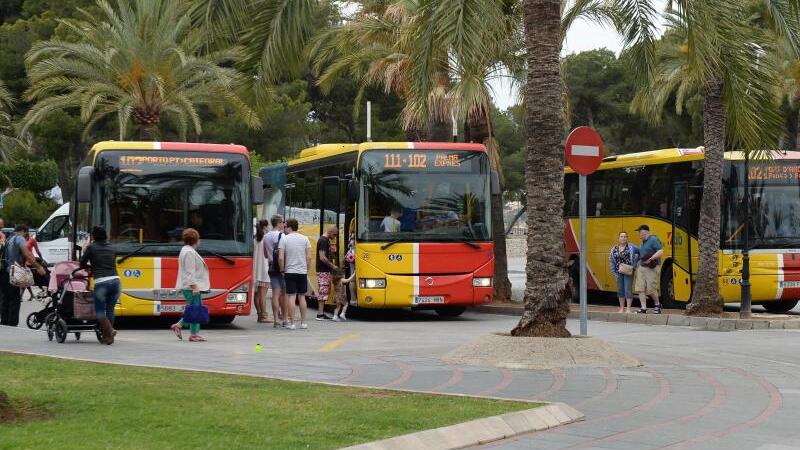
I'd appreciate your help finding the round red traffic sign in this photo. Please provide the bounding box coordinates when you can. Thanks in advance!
[565,126,604,175]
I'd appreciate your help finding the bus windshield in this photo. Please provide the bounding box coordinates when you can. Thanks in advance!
[93,151,252,256]
[723,161,800,249]
[357,149,491,242]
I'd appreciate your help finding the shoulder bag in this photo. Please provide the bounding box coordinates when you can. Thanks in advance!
[10,262,34,288]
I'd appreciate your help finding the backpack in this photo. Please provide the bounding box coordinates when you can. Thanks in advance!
[268,233,282,274]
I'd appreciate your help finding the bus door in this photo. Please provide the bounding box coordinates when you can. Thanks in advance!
[321,176,342,264]
[671,181,693,301]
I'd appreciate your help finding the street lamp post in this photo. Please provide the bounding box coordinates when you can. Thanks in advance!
[740,151,752,319]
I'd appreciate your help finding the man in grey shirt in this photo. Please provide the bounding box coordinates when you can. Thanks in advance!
[278,218,311,330]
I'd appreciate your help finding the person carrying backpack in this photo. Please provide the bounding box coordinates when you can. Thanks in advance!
[265,215,286,328]
[0,225,45,326]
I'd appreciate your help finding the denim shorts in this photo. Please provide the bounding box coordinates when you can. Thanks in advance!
[616,274,633,299]
[269,273,286,291]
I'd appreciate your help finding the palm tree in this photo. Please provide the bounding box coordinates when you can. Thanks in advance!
[631,0,794,316]
[20,0,259,141]
[0,80,29,161]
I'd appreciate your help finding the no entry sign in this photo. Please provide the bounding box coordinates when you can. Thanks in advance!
[565,126,604,175]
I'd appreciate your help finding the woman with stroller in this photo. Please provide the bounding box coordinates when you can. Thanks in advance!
[79,226,120,345]
[170,228,210,342]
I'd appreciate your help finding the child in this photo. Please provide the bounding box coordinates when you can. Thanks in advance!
[331,268,354,321]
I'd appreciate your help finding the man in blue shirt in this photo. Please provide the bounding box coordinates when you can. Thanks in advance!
[0,225,45,326]
[635,224,664,314]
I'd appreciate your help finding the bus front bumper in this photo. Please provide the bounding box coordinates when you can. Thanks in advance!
[357,273,493,308]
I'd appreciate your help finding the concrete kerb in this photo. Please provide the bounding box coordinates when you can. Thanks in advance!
[340,403,584,450]
[475,305,800,332]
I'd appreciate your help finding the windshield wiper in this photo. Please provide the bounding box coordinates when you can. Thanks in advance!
[117,243,181,264]
[381,238,411,250]
[441,238,481,249]
[198,249,236,266]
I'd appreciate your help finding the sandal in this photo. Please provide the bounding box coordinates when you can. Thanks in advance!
[189,334,207,342]
[170,323,183,340]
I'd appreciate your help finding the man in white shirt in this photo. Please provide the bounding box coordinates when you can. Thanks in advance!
[381,207,402,232]
[278,218,312,329]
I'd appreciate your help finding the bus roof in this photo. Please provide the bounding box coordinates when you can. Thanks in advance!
[89,141,250,161]
[565,147,800,173]
[289,141,487,167]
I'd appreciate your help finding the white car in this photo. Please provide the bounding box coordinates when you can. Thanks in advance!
[35,203,70,266]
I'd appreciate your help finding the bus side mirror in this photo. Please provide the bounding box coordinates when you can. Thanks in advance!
[491,170,501,195]
[347,179,359,203]
[76,167,94,202]
[252,176,264,205]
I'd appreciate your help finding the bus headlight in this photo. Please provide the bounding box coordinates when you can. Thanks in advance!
[227,283,249,303]
[359,278,386,289]
[473,277,493,287]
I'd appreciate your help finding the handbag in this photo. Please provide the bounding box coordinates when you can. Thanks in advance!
[73,290,96,320]
[618,263,633,275]
[10,262,34,288]
[182,302,210,324]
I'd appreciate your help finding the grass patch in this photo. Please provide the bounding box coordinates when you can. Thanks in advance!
[0,353,535,449]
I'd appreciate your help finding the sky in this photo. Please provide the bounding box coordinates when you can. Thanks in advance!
[491,1,668,110]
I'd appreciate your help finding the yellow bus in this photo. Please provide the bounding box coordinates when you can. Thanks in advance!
[260,141,497,316]
[565,148,800,313]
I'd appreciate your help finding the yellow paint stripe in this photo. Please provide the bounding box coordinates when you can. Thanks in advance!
[319,332,362,353]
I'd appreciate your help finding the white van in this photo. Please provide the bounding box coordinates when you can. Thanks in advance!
[35,203,70,266]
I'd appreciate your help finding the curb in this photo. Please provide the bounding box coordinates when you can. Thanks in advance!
[340,402,583,450]
[474,306,800,332]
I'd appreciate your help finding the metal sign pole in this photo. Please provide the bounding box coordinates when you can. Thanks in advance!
[579,174,588,336]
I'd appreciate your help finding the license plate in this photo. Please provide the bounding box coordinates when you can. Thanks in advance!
[160,304,185,313]
[414,296,445,305]
[780,281,800,288]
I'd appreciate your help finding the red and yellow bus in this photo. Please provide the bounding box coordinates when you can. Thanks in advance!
[260,142,498,316]
[564,148,800,313]
[71,141,263,323]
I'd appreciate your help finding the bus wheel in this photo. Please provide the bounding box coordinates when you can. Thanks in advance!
[569,261,579,303]
[211,316,236,325]
[659,264,683,310]
[762,300,798,314]
[435,307,466,317]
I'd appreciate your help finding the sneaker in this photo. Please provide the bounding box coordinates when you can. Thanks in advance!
[636,308,647,314]
[332,315,341,322]
[340,314,347,321]
[654,305,662,314]
[273,321,281,328]
[315,314,327,321]
[300,322,308,329]
[286,322,296,330]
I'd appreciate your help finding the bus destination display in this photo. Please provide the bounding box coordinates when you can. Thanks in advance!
[748,164,800,182]
[382,152,465,170]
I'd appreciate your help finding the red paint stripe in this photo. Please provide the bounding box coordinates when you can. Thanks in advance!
[409,142,486,151]
[574,368,617,408]
[431,365,464,391]
[580,368,671,425]
[534,368,566,400]
[564,370,725,450]
[381,360,414,389]
[656,368,782,450]
[157,142,249,156]
[339,363,363,384]
[477,368,514,397]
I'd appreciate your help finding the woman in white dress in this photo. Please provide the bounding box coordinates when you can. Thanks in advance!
[253,220,271,323]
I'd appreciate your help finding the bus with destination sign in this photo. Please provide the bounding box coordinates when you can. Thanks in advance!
[71,141,263,322]
[260,142,499,316]
[564,148,800,313]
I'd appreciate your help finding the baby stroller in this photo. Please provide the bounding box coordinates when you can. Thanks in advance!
[45,261,101,343]
[25,263,53,329]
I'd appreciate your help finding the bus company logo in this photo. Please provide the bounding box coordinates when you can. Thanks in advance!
[123,269,142,278]
[388,254,403,262]
[361,252,369,261]
[425,277,435,286]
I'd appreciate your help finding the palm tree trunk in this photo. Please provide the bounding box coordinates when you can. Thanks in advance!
[686,80,725,316]
[511,0,570,337]
[466,114,512,302]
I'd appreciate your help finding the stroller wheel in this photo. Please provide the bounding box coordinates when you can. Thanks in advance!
[95,327,103,343]
[75,332,81,341]
[55,320,68,344]
[47,325,54,341]
[27,312,42,330]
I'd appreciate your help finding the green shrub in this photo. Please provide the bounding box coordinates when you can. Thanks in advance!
[0,160,59,198]
[0,190,57,228]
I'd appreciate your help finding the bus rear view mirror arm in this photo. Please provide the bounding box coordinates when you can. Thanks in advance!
[76,166,94,202]
[347,179,359,203]
[252,176,264,205]
[491,170,501,195]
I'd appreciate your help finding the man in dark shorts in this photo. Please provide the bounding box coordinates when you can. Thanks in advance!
[278,218,312,330]
[315,225,338,320]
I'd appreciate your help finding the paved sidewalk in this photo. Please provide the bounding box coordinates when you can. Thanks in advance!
[2,302,800,450]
